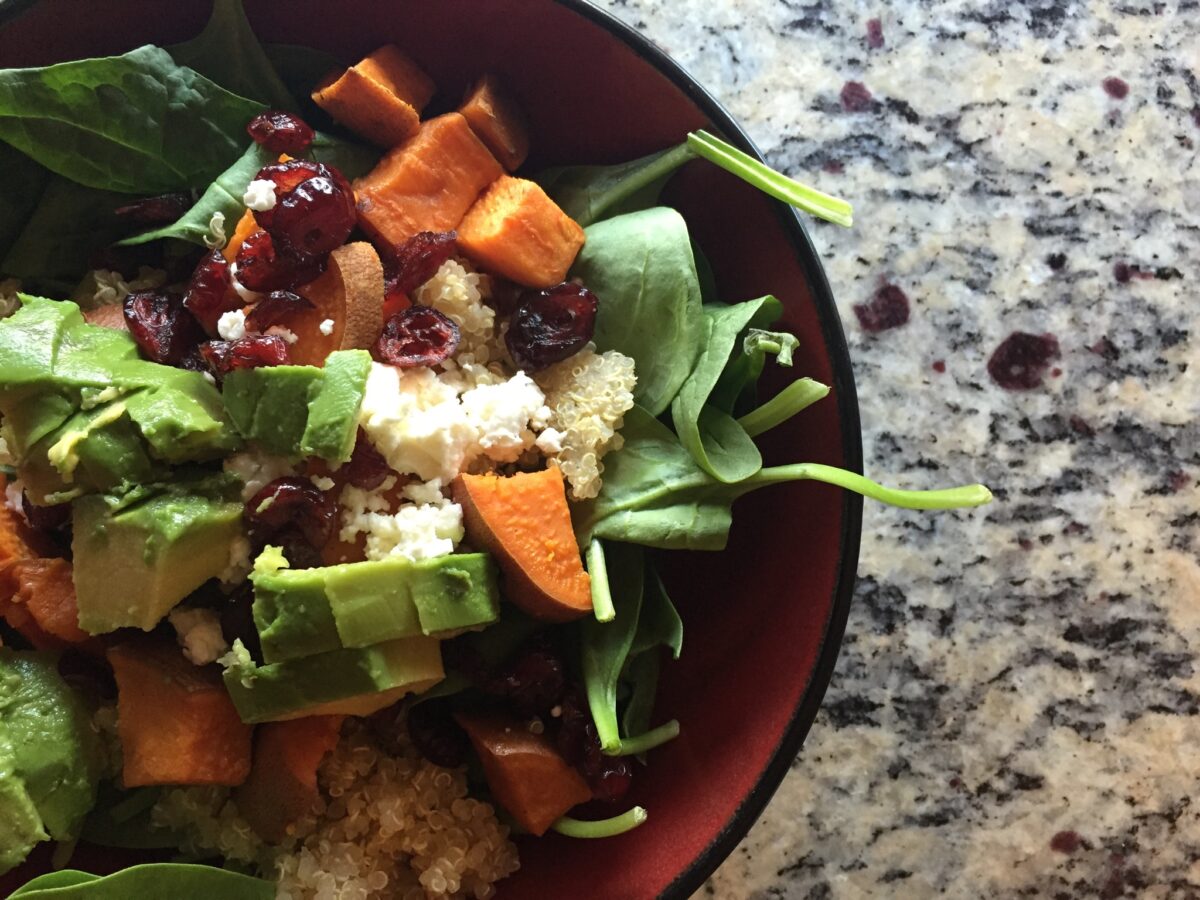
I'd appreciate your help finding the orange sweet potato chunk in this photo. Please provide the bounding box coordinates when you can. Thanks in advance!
[313,45,436,148]
[235,715,344,842]
[456,176,585,288]
[108,639,253,788]
[287,242,384,366]
[451,468,592,622]
[0,476,36,566]
[0,558,90,648]
[456,709,591,836]
[222,209,258,263]
[458,75,530,172]
[354,113,503,249]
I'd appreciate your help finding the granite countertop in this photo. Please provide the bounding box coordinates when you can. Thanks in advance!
[593,1,1200,896]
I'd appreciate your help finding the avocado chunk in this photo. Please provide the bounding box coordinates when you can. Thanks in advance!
[251,547,501,663]
[0,297,240,502]
[222,350,370,462]
[222,635,445,723]
[72,473,244,633]
[0,649,102,873]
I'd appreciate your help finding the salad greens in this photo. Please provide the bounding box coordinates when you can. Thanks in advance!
[9,864,274,899]
[552,806,648,838]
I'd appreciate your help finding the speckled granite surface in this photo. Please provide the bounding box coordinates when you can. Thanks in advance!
[592,1,1200,897]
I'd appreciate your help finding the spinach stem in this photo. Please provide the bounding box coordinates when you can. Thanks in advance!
[686,130,854,227]
[586,538,615,623]
[738,378,830,438]
[611,719,681,756]
[552,807,649,838]
[754,463,993,509]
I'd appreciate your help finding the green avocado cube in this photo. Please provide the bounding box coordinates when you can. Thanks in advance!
[222,635,445,723]
[72,474,243,633]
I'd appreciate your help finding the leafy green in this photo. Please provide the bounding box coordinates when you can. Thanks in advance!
[9,864,274,899]
[585,538,615,622]
[78,784,184,850]
[0,45,263,193]
[618,562,682,755]
[262,44,343,129]
[571,207,704,416]
[708,297,785,414]
[737,377,828,438]
[552,806,648,838]
[0,143,49,261]
[538,143,694,228]
[631,564,683,660]
[169,0,296,109]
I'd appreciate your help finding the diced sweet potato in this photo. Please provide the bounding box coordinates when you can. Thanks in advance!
[81,304,128,331]
[0,476,37,566]
[288,241,385,366]
[235,715,344,842]
[455,709,591,836]
[0,558,90,648]
[313,45,436,148]
[458,75,530,172]
[354,113,503,249]
[108,639,252,787]
[222,209,258,263]
[456,176,585,288]
[451,468,592,622]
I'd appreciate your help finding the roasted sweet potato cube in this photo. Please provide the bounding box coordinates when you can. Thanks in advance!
[459,75,530,172]
[108,639,253,788]
[313,45,436,148]
[354,113,503,247]
[457,176,586,288]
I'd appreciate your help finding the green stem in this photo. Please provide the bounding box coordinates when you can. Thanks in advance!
[586,538,615,623]
[752,463,993,509]
[687,130,854,227]
[738,378,830,438]
[610,719,681,757]
[552,807,649,838]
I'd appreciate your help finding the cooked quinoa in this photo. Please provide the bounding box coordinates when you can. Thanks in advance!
[151,720,518,900]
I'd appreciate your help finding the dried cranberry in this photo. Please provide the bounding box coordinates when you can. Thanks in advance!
[554,689,632,803]
[244,476,336,549]
[183,250,237,328]
[405,700,470,768]
[582,747,633,804]
[234,230,326,293]
[252,160,324,228]
[987,332,1060,390]
[200,335,291,376]
[384,231,458,298]
[245,290,314,332]
[372,306,460,368]
[486,643,567,718]
[484,275,525,317]
[505,283,597,371]
[246,110,315,155]
[114,192,192,225]
[252,160,355,259]
[343,429,392,490]
[21,493,70,533]
[123,291,206,366]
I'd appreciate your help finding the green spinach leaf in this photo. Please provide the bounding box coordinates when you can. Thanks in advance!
[0,45,263,193]
[571,207,704,416]
[263,44,343,128]
[10,864,273,899]
[619,562,683,751]
[537,143,694,227]
[78,784,184,850]
[0,143,50,261]
[737,377,828,438]
[708,296,784,413]
[169,0,296,110]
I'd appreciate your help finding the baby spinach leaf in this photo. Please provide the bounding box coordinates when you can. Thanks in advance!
[262,44,343,130]
[620,651,660,749]
[78,784,184,850]
[580,541,644,751]
[586,538,615,622]
[708,296,784,414]
[619,562,683,754]
[737,377,828,438]
[571,207,704,416]
[0,45,263,193]
[538,142,694,227]
[10,864,274,899]
[671,297,780,483]
[169,0,296,110]
[632,564,683,660]
[0,143,50,261]
[552,806,648,838]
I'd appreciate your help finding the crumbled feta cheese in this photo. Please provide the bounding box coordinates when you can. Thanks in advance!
[223,450,296,500]
[169,607,229,666]
[219,535,253,585]
[401,478,446,506]
[535,426,565,455]
[319,318,335,336]
[4,479,23,516]
[339,477,463,562]
[228,264,260,303]
[460,372,547,463]
[242,179,278,212]
[310,475,336,492]
[217,309,247,341]
[536,347,637,499]
[0,279,22,319]
[204,211,227,249]
[266,325,299,345]
[416,259,496,361]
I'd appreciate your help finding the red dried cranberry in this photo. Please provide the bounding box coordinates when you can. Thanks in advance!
[554,689,632,803]
[343,429,392,490]
[234,230,326,293]
[251,160,324,229]
[372,306,460,368]
[987,332,1060,391]
[486,643,567,718]
[405,700,470,768]
[385,231,458,298]
[21,493,70,533]
[114,192,192,225]
[246,110,315,155]
[505,283,597,371]
[123,291,206,367]
[484,275,525,317]
[252,160,355,259]
[183,250,237,328]
[245,290,314,332]
[200,335,291,376]
[244,476,336,549]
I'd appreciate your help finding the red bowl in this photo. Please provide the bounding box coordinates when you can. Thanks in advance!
[0,1,863,896]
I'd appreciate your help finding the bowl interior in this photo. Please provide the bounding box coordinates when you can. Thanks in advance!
[0,1,861,896]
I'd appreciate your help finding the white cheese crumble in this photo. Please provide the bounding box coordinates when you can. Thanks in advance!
[266,325,298,345]
[535,426,565,455]
[4,478,23,517]
[228,264,260,303]
[242,179,278,212]
[217,309,247,341]
[169,607,229,666]
[319,318,335,336]
[219,535,253,585]
[459,372,550,463]
[223,450,296,500]
[339,478,464,562]
[203,211,227,249]
[310,475,336,492]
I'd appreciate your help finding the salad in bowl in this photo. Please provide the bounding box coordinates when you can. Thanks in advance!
[0,2,990,897]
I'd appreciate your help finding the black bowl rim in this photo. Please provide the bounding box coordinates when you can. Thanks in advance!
[0,0,864,896]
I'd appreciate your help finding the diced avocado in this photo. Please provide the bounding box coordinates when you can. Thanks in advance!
[222,635,445,723]
[222,349,370,462]
[0,650,103,873]
[72,473,244,633]
[251,548,501,663]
